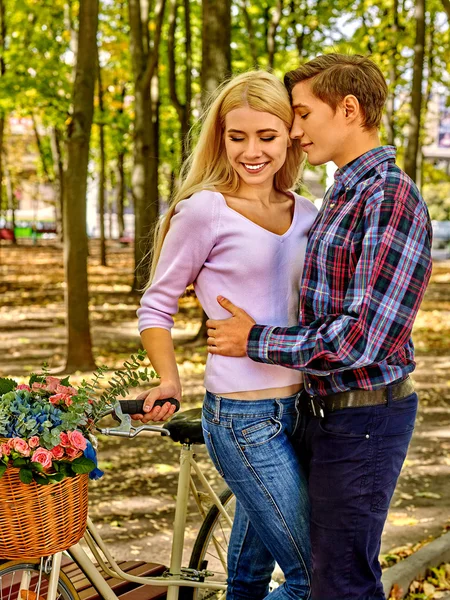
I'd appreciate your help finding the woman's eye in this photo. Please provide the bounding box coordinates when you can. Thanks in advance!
[300,114,309,120]
[230,137,244,142]
[261,137,275,142]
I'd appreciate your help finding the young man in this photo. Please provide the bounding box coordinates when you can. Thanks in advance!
[206,54,433,599]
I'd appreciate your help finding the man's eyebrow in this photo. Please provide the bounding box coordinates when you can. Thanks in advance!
[292,103,310,110]
[227,128,280,134]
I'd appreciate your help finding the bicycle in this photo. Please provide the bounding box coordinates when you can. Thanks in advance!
[0,398,237,600]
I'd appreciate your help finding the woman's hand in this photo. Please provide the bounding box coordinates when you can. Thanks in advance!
[131,381,181,423]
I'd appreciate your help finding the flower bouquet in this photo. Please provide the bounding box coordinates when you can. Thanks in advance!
[0,351,154,559]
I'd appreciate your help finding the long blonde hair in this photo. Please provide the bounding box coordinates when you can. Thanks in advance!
[147,70,304,285]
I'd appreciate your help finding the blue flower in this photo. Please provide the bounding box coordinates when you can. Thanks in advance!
[84,440,104,480]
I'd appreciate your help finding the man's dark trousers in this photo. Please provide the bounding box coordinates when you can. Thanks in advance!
[299,386,418,599]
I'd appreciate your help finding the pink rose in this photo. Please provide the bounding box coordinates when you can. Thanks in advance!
[17,384,31,392]
[51,445,65,459]
[11,438,30,457]
[31,448,53,470]
[28,436,40,449]
[49,393,73,406]
[1,443,11,457]
[45,376,61,392]
[68,430,87,451]
[31,382,46,391]
[55,384,77,396]
[65,446,80,459]
[59,432,70,447]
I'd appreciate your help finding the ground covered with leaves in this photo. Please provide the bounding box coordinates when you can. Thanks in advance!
[0,240,449,572]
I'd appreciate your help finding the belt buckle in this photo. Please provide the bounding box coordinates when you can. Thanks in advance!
[308,395,325,418]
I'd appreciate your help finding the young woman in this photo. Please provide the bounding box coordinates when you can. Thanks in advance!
[135,71,317,600]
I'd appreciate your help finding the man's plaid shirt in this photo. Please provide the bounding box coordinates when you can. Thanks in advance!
[247,146,433,396]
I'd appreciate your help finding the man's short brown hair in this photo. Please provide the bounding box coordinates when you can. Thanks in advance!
[284,53,388,130]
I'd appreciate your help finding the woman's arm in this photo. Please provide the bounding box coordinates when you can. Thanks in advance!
[132,327,182,423]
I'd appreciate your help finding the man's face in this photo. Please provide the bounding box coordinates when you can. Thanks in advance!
[290,80,348,167]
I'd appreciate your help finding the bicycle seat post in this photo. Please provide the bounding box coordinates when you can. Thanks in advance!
[166,443,194,600]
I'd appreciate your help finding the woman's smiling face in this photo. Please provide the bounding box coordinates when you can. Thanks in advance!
[224,107,291,188]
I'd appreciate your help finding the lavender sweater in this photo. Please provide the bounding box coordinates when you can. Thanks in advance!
[138,190,318,394]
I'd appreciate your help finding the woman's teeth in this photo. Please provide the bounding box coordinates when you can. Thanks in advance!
[243,163,266,172]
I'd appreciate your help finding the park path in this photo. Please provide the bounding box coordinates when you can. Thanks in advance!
[0,243,449,567]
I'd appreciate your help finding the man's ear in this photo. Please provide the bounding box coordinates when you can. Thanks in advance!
[341,95,360,123]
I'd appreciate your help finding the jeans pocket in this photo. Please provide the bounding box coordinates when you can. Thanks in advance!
[202,427,225,477]
[370,429,414,513]
[241,418,282,447]
[318,407,373,438]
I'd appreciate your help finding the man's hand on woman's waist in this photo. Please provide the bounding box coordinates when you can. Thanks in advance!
[206,296,256,357]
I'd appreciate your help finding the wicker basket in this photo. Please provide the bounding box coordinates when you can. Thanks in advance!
[0,465,88,559]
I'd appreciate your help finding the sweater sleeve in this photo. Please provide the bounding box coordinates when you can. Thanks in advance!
[137,191,218,332]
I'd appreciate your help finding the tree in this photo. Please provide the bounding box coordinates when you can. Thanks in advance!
[128,0,167,292]
[167,0,192,162]
[0,0,6,217]
[201,0,231,100]
[63,0,99,372]
[404,0,426,182]
[194,0,232,342]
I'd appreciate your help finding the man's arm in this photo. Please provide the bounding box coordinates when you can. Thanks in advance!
[209,194,432,374]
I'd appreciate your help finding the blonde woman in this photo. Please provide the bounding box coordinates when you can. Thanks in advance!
[135,71,317,599]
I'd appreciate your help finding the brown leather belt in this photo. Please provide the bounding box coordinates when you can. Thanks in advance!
[307,377,415,417]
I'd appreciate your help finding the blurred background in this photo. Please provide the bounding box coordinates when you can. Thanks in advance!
[0,0,449,574]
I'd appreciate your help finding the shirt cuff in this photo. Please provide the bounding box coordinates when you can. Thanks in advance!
[247,324,277,364]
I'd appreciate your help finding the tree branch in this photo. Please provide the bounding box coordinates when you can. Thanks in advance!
[142,0,167,90]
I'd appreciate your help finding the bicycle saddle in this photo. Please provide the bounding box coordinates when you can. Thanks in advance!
[165,408,205,444]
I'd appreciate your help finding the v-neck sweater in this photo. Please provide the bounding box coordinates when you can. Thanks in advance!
[138,189,318,394]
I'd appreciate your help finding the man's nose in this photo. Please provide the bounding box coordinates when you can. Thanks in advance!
[290,116,304,140]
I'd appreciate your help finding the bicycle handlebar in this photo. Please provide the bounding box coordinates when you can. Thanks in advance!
[119,398,180,415]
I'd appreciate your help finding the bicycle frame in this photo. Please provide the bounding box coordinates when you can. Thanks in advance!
[65,442,230,600]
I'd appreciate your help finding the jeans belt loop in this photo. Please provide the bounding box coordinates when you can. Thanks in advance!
[213,395,221,423]
[275,398,283,420]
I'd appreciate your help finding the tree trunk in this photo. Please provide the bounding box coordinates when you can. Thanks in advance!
[128,0,167,292]
[267,0,283,69]
[241,0,259,67]
[383,0,399,146]
[63,0,99,373]
[97,51,107,266]
[167,0,192,162]
[201,0,231,101]
[116,151,126,239]
[0,0,6,215]
[51,126,64,242]
[195,0,232,341]
[4,152,17,244]
[441,0,450,20]
[404,0,426,182]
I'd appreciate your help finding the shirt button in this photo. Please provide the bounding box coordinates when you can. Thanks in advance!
[330,203,335,208]
[308,383,312,388]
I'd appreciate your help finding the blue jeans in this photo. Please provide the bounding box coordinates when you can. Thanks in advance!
[298,389,418,599]
[202,391,311,600]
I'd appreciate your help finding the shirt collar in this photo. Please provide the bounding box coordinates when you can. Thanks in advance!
[333,146,396,191]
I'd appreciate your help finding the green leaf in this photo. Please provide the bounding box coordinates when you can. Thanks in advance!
[60,376,71,386]
[32,472,49,485]
[71,457,95,474]
[48,472,65,483]
[19,469,33,484]
[12,458,28,467]
[0,378,17,394]
[31,461,44,473]
[0,464,7,478]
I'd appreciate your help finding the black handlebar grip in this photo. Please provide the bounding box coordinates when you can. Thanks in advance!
[119,398,180,415]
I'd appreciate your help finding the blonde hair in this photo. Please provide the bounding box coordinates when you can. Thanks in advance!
[147,70,304,285]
